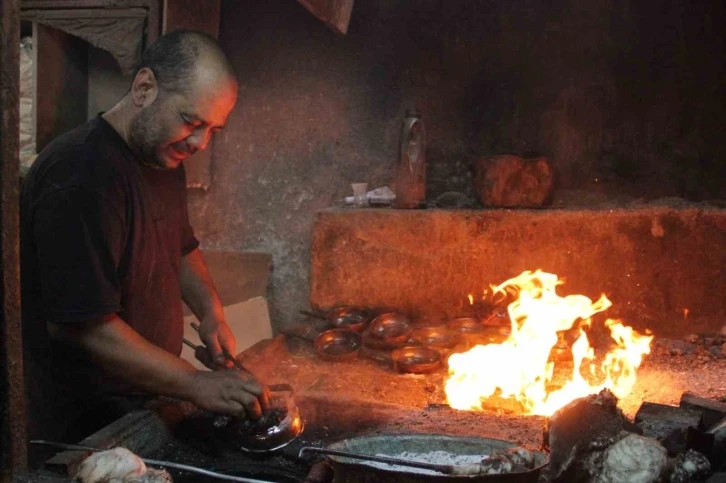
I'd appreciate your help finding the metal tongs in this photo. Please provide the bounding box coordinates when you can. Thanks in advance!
[184,322,259,376]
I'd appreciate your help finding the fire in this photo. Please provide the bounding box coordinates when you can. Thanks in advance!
[444,270,653,416]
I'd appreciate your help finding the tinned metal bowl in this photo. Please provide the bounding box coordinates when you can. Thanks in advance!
[229,385,304,453]
[369,313,412,343]
[327,306,373,333]
[392,346,442,374]
[315,329,362,362]
[447,317,486,334]
[410,326,460,349]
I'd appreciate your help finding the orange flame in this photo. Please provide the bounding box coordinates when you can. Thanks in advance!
[444,270,652,416]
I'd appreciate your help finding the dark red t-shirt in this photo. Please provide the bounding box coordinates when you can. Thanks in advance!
[20,115,199,430]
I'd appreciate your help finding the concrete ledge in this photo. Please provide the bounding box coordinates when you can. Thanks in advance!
[310,206,726,337]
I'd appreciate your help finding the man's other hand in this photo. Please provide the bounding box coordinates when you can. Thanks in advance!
[188,370,271,420]
[198,312,236,368]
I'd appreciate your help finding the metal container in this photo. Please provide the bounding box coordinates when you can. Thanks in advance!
[447,318,486,334]
[392,346,442,374]
[323,434,548,483]
[369,312,412,342]
[327,307,374,333]
[227,385,304,453]
[315,329,362,362]
[411,326,460,349]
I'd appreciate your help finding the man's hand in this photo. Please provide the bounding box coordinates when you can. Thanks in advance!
[198,312,236,368]
[180,249,236,368]
[187,369,271,420]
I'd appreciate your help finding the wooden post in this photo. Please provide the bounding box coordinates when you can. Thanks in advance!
[0,0,28,477]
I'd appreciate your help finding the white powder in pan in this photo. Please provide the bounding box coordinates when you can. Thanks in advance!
[357,451,485,475]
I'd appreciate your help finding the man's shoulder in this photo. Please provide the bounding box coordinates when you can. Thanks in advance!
[24,118,136,199]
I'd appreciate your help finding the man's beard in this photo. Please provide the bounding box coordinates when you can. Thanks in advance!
[127,107,169,169]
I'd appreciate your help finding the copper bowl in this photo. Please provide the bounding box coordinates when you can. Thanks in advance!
[446,317,486,334]
[410,326,460,349]
[326,306,373,333]
[315,329,361,362]
[369,312,412,343]
[392,346,442,374]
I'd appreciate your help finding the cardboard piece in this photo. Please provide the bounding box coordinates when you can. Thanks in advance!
[181,296,273,369]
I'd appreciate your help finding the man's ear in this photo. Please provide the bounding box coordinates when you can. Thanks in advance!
[131,67,159,107]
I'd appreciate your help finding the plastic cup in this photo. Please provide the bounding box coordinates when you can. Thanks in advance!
[351,183,369,207]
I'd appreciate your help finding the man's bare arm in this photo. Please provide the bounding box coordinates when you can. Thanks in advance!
[48,314,266,419]
[180,248,233,364]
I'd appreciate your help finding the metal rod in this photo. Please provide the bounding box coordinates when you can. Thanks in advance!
[298,310,327,321]
[189,322,257,376]
[31,441,276,483]
[182,337,199,350]
[298,447,456,474]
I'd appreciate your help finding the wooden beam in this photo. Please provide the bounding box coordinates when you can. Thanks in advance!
[0,0,28,476]
[21,0,153,9]
[297,0,354,35]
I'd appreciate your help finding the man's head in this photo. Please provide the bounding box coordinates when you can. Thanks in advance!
[126,30,238,169]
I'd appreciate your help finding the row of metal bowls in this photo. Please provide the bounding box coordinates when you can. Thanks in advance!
[314,308,510,373]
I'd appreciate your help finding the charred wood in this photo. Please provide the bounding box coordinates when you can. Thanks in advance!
[680,391,726,430]
[635,402,704,456]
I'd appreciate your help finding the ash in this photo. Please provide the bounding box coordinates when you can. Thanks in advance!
[362,451,484,475]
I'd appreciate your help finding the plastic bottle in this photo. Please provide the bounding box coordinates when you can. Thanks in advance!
[394,109,426,209]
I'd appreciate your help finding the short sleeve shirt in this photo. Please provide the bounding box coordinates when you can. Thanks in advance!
[20,115,199,396]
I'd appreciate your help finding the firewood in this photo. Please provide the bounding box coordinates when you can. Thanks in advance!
[680,391,726,430]
[706,417,726,469]
[635,402,704,456]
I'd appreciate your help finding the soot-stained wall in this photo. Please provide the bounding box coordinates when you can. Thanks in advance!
[188,0,726,330]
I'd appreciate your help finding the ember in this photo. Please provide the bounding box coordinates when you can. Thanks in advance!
[445,270,653,416]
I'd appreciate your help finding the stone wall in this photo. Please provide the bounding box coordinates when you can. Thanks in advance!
[311,205,726,338]
[189,0,726,331]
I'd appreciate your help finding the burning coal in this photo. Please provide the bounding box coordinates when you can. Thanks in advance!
[444,270,653,416]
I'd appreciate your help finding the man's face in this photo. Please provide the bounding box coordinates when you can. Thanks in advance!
[128,71,237,170]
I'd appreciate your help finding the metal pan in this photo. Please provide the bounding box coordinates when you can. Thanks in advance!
[301,306,374,333]
[315,329,361,362]
[303,433,549,483]
[392,346,442,374]
[447,317,486,334]
[225,385,304,453]
[369,312,412,343]
[411,326,460,349]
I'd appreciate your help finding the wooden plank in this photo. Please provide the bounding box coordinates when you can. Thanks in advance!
[297,0,354,35]
[20,0,159,45]
[0,0,28,476]
[22,7,147,17]
[21,0,153,8]
[46,410,171,476]
[32,22,88,152]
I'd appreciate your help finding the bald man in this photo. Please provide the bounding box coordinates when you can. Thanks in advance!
[20,30,268,454]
